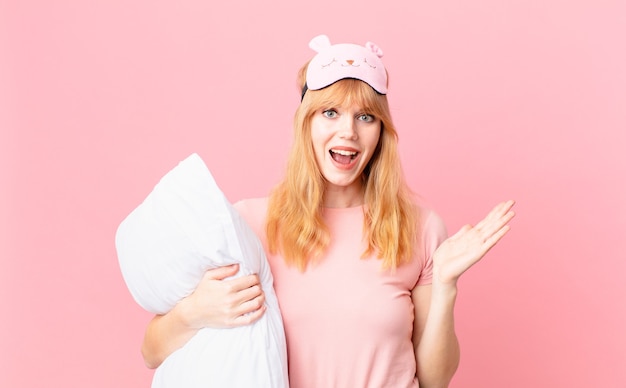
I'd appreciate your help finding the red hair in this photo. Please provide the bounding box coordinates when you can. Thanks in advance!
[266,64,419,271]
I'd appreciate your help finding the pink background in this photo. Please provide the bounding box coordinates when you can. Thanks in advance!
[2,0,625,387]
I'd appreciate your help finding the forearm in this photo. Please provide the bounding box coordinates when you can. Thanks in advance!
[141,302,199,369]
[416,283,460,388]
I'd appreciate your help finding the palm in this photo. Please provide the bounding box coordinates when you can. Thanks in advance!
[433,200,515,285]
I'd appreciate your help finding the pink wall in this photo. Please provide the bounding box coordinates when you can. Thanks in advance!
[2,0,625,386]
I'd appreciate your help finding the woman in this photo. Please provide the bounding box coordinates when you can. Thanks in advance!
[142,35,515,387]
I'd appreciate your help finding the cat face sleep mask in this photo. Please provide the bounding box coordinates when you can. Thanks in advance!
[303,34,388,99]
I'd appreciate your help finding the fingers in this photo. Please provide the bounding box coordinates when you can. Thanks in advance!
[227,272,262,292]
[192,265,266,328]
[475,224,511,258]
[221,282,265,327]
[481,208,514,236]
[222,274,265,326]
[473,201,515,237]
[233,304,267,326]
[234,288,266,318]
[453,200,515,240]
[485,224,511,248]
[204,263,240,281]
[228,280,263,305]
[474,200,515,231]
[476,201,515,256]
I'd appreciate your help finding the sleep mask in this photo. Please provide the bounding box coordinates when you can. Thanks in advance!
[303,34,388,99]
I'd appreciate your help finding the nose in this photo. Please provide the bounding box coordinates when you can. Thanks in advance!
[338,116,358,140]
[346,59,354,65]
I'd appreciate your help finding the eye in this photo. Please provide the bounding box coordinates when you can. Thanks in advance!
[363,58,377,69]
[321,58,337,68]
[357,113,375,122]
[322,109,338,118]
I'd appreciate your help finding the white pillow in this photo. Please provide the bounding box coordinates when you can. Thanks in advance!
[115,153,288,388]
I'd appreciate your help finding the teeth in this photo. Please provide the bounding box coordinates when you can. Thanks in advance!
[330,149,357,156]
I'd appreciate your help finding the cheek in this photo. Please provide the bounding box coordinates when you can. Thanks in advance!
[310,121,329,156]
[364,129,381,154]
[310,132,324,154]
[313,143,326,164]
[309,137,325,168]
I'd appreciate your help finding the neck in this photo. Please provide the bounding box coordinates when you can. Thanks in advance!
[323,183,364,208]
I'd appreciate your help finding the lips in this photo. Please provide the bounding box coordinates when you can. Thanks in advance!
[329,148,358,165]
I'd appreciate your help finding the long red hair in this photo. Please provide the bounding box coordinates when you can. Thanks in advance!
[266,64,419,271]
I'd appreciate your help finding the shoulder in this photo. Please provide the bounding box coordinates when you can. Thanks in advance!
[416,205,448,254]
[234,197,269,215]
[418,206,447,236]
[234,197,269,236]
[408,205,448,286]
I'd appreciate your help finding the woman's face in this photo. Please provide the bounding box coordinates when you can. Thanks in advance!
[310,102,381,194]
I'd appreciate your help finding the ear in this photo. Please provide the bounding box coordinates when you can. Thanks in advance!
[309,34,332,53]
[365,42,384,58]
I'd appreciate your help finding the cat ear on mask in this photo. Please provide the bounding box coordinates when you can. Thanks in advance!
[365,42,384,58]
[309,34,332,53]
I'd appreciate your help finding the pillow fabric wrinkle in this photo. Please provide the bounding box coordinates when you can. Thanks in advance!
[115,153,288,388]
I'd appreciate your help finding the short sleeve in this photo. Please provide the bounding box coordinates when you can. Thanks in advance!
[415,208,448,286]
[233,198,269,243]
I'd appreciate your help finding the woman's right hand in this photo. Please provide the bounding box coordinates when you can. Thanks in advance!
[141,264,266,368]
[178,263,267,329]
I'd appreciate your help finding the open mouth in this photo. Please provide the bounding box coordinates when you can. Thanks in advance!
[330,149,358,165]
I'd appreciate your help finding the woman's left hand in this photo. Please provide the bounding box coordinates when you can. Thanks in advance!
[432,200,516,286]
